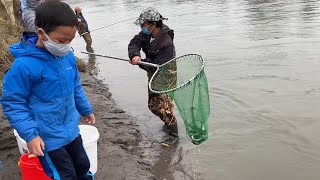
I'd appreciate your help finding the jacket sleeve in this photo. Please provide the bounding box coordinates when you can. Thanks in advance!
[0,61,39,143]
[128,32,145,59]
[74,67,93,116]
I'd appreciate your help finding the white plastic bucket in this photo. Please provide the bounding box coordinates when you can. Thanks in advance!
[79,125,100,174]
[13,129,28,155]
[13,125,100,174]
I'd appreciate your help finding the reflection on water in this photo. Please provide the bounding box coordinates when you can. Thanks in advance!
[68,0,320,179]
[87,54,98,75]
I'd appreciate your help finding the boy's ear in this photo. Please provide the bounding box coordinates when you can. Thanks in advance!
[37,28,45,41]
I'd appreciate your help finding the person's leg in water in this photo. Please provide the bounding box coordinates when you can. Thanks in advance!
[83,32,93,53]
[147,73,179,146]
[78,22,93,53]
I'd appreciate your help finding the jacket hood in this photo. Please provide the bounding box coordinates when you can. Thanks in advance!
[9,33,54,60]
[159,24,174,40]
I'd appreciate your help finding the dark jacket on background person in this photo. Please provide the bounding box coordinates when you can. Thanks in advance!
[128,24,175,73]
[77,14,90,34]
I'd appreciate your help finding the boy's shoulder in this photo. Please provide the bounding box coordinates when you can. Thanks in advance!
[12,51,76,69]
[12,55,44,68]
[65,52,77,64]
[9,57,44,76]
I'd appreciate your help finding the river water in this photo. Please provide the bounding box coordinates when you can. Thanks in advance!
[68,0,320,179]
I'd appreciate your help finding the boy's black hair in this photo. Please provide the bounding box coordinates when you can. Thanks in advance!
[35,0,78,33]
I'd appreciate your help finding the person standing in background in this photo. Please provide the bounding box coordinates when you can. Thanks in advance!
[20,0,45,33]
[75,7,93,53]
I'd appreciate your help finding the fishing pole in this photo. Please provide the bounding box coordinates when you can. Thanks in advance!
[76,17,136,38]
[81,51,158,67]
[77,10,213,37]
[81,51,128,62]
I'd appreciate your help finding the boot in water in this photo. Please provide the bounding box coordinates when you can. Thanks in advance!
[161,123,179,147]
[162,124,170,132]
[161,135,179,147]
[86,45,94,53]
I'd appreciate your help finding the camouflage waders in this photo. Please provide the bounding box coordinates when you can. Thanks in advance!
[147,73,178,141]
[78,22,93,52]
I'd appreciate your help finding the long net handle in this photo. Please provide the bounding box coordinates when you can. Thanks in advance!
[81,51,158,67]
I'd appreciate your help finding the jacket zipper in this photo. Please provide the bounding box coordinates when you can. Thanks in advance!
[56,56,70,141]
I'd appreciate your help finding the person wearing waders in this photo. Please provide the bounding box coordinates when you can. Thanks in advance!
[128,7,178,146]
[75,7,94,53]
[19,0,45,42]
[20,0,46,33]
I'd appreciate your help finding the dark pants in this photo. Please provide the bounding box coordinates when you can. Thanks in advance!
[39,135,93,180]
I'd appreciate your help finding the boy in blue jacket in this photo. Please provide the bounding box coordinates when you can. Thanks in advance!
[1,0,95,179]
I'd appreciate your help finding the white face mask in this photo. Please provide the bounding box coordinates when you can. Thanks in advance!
[41,30,71,57]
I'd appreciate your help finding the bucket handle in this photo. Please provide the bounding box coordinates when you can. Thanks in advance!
[28,154,37,158]
[20,154,44,171]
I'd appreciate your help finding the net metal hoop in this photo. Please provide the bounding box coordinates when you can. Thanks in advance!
[149,54,205,94]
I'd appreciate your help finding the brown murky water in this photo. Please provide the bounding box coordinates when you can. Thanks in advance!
[70,0,320,179]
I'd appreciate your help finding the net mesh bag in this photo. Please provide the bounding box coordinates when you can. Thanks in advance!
[149,54,210,145]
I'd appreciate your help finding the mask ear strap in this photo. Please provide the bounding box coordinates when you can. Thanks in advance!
[42,30,49,38]
[40,29,52,42]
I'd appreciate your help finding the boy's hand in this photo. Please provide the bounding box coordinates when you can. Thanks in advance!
[130,56,141,65]
[83,113,96,124]
[27,136,45,156]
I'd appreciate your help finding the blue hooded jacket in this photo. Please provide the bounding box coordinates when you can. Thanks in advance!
[1,35,93,152]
